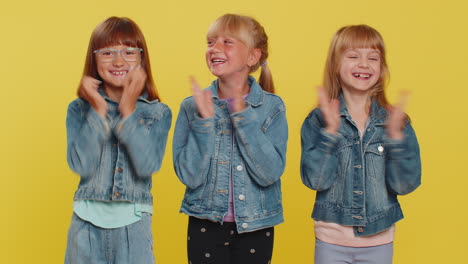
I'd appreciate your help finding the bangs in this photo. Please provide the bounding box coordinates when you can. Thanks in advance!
[91,17,142,51]
[336,25,385,54]
[207,14,252,46]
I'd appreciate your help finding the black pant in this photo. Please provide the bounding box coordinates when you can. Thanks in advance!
[187,216,274,264]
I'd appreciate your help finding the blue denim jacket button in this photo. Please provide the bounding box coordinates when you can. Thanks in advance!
[175,77,286,233]
[301,95,421,236]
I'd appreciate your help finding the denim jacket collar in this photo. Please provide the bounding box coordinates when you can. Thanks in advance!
[208,76,264,107]
[338,92,388,126]
[97,88,158,104]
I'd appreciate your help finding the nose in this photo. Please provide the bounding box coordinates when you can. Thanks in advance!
[112,51,125,66]
[209,40,223,53]
[358,57,369,68]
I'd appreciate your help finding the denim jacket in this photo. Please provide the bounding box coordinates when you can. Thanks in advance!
[300,94,421,236]
[173,76,288,233]
[66,90,172,204]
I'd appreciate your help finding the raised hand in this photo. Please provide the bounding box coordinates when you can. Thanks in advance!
[79,76,107,118]
[232,90,246,113]
[318,86,340,135]
[119,65,147,118]
[386,91,410,140]
[191,76,214,118]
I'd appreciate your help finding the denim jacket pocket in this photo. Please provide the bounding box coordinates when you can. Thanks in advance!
[258,181,282,213]
[365,142,386,180]
[183,160,216,207]
[330,143,353,204]
[137,113,156,135]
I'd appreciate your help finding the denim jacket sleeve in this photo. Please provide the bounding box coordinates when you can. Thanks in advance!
[173,99,216,189]
[66,99,111,177]
[384,122,422,195]
[114,103,172,178]
[300,109,341,191]
[231,101,288,187]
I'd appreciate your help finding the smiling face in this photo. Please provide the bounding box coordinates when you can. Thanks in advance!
[338,48,381,95]
[205,34,259,80]
[96,44,141,90]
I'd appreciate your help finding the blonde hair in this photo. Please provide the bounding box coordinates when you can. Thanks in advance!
[207,14,274,93]
[323,24,390,109]
[79,17,160,101]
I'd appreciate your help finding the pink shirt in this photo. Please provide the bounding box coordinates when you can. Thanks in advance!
[314,221,395,247]
[221,96,247,222]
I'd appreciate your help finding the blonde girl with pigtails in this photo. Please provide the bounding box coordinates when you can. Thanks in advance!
[173,14,287,264]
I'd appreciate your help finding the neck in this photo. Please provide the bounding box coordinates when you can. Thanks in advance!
[217,75,250,99]
[103,85,124,102]
[342,89,371,115]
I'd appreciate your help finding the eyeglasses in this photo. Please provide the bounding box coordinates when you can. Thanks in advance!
[93,47,143,62]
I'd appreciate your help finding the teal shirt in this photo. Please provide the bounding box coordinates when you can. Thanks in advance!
[73,200,153,228]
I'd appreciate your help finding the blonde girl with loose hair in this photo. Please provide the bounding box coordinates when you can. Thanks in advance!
[65,17,171,264]
[173,14,287,264]
[301,25,421,264]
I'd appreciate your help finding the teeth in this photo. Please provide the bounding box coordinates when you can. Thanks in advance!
[353,73,370,78]
[213,59,225,63]
[111,71,126,75]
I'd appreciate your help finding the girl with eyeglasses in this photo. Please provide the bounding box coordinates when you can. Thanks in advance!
[65,16,171,264]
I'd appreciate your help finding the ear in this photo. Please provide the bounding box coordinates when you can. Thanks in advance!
[247,48,262,67]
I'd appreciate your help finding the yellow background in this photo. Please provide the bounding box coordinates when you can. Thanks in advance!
[1,0,467,263]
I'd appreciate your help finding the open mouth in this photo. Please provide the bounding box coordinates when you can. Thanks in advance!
[110,71,127,77]
[352,73,372,79]
[211,58,226,65]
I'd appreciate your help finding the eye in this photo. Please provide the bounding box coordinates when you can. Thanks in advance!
[125,49,137,55]
[224,39,234,45]
[369,57,379,61]
[101,50,112,56]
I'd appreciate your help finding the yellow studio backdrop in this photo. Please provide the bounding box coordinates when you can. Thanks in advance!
[1,0,467,263]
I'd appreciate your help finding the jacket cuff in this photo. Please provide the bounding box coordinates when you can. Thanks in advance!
[190,113,215,133]
[384,136,408,156]
[231,105,256,127]
[114,111,139,142]
[318,129,340,154]
[87,108,111,140]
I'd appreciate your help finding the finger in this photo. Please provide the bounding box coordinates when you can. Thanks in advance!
[203,90,213,104]
[317,86,329,107]
[190,76,202,95]
[90,79,101,89]
[124,65,135,82]
[90,77,102,85]
[203,90,214,117]
[396,90,411,112]
[331,99,340,114]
